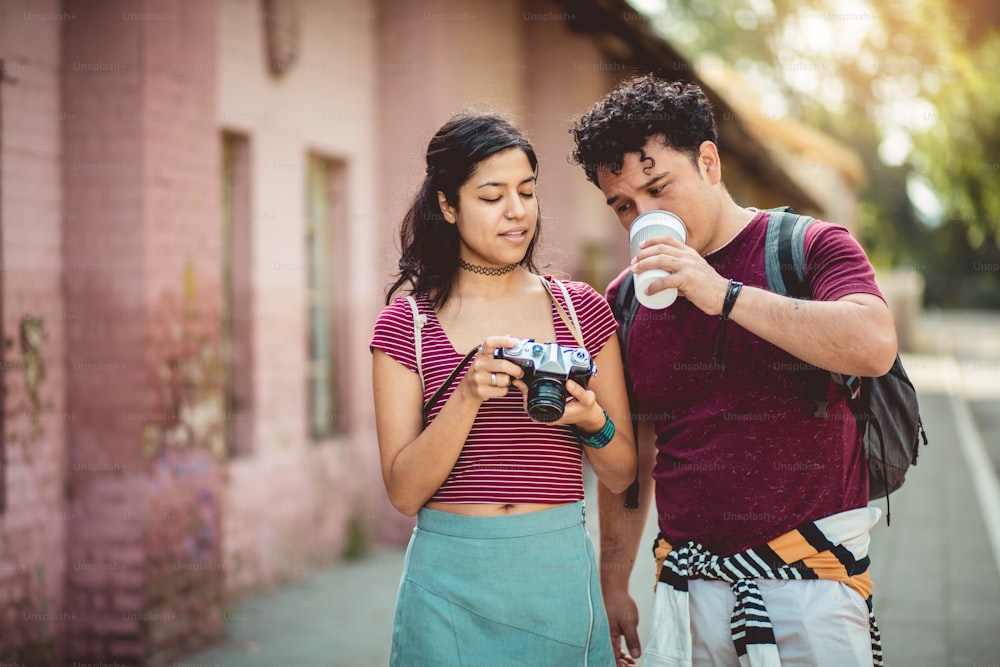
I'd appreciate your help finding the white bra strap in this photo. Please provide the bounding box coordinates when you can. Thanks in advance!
[405,295,427,394]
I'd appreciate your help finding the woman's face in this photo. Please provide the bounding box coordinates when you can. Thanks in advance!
[438,147,538,268]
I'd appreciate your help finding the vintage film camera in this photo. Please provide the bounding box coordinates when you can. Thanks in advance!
[494,338,596,423]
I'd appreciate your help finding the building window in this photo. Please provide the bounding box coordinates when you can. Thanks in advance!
[306,155,347,439]
[222,132,254,456]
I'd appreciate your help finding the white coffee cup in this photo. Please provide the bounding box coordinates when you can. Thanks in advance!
[628,210,688,309]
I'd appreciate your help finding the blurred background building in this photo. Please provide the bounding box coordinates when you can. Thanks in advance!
[0,0,874,663]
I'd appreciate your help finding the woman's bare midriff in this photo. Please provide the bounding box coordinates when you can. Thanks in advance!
[424,501,572,516]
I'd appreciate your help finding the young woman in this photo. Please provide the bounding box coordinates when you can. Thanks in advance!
[370,112,636,665]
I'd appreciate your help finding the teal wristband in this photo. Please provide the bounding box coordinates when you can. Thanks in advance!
[574,410,615,449]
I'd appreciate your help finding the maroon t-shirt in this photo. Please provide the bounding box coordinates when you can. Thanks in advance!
[607,210,886,555]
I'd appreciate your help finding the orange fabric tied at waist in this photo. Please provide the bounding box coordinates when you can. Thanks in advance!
[648,507,883,667]
[652,506,880,603]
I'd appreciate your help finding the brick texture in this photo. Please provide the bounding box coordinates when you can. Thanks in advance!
[0,0,70,661]
[3,0,385,662]
[60,0,223,663]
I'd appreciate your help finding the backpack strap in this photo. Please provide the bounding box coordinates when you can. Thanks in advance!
[610,271,641,509]
[405,295,427,395]
[765,208,863,397]
[764,206,814,298]
[540,276,586,349]
[614,271,639,352]
[412,293,478,423]
[766,208,894,511]
[764,208,837,420]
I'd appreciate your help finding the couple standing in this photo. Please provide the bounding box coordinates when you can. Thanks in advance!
[370,75,895,667]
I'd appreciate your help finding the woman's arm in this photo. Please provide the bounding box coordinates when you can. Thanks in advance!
[372,336,524,515]
[555,334,637,494]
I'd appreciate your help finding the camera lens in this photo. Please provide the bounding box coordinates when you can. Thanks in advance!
[527,377,566,423]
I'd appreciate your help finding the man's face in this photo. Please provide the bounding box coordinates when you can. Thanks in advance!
[595,136,720,255]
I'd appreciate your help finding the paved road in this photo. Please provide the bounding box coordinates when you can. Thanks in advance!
[178,352,1000,667]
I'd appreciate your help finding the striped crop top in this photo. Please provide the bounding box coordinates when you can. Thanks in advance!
[369,276,618,504]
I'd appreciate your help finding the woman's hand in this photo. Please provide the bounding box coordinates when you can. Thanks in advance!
[511,376,606,432]
[554,379,607,432]
[507,334,637,494]
[458,335,525,403]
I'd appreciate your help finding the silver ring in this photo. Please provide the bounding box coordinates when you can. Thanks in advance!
[504,210,513,220]
[490,373,497,387]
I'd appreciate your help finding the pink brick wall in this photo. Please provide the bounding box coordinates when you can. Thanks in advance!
[60,0,224,663]
[216,0,382,600]
[61,0,150,658]
[1,0,650,663]
[138,1,225,656]
[0,0,70,660]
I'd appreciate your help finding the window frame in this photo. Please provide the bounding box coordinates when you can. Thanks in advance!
[221,131,255,457]
[305,154,348,440]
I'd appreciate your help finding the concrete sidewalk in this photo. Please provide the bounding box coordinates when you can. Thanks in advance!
[174,547,404,666]
[178,355,1000,667]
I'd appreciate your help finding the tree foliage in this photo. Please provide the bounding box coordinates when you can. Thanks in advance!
[639,0,1000,307]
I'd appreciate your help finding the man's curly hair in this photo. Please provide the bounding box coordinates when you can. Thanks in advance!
[570,75,718,186]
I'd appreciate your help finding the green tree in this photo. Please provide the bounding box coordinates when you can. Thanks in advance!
[639,0,1000,307]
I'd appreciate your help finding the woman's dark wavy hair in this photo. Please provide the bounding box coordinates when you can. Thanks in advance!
[570,75,718,186]
[386,112,542,308]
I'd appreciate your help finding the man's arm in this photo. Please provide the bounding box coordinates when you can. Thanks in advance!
[600,419,657,664]
[725,289,896,377]
[632,238,897,377]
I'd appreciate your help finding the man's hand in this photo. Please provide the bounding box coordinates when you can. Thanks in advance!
[631,235,729,316]
[604,586,642,665]
[599,417,656,665]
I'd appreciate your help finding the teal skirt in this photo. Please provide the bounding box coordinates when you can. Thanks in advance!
[390,501,615,667]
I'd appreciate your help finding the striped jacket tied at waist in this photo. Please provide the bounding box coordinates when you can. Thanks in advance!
[651,507,883,667]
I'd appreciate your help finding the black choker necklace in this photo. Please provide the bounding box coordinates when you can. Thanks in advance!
[458,259,520,276]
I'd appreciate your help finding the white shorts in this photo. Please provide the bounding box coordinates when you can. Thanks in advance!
[645,578,874,667]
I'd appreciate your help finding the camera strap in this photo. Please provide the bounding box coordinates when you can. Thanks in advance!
[412,276,586,424]
[421,347,479,423]
[407,295,478,423]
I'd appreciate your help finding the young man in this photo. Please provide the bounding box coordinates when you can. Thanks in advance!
[570,75,897,666]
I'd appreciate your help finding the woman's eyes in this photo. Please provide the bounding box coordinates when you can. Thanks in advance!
[481,191,534,203]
